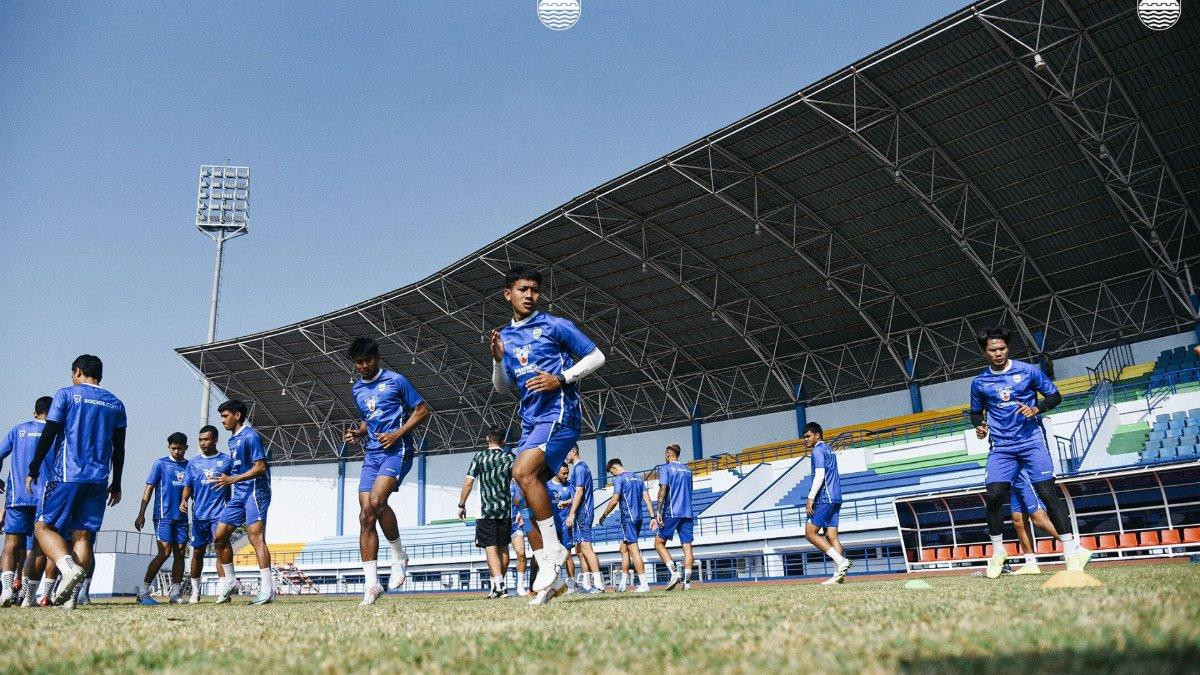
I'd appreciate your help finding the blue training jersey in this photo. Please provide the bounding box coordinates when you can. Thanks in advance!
[510,482,526,521]
[659,460,694,519]
[613,471,646,525]
[498,312,597,429]
[547,478,573,523]
[146,456,189,522]
[46,383,127,483]
[185,452,233,521]
[351,369,425,455]
[0,420,58,507]
[969,359,1058,449]
[570,460,595,523]
[811,441,842,503]
[228,424,270,497]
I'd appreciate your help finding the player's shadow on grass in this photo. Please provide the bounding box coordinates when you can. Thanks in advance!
[898,644,1200,674]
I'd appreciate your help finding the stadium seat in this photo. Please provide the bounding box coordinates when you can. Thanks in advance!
[984,544,993,557]
[968,545,984,559]
[906,549,916,562]
[952,546,969,560]
[1098,534,1118,549]
[920,548,936,562]
[1139,531,1160,546]
[1155,413,1170,423]
[1184,528,1200,543]
[1078,535,1097,550]
[1004,542,1018,556]
[1119,532,1138,548]
[1160,529,1182,544]
[1173,411,1186,422]
[936,548,952,561]
[1036,539,1055,554]
[1054,540,1064,552]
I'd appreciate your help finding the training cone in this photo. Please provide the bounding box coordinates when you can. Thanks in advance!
[1041,570,1102,589]
[904,579,932,589]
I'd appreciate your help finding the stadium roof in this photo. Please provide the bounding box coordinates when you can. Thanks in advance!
[178,0,1199,464]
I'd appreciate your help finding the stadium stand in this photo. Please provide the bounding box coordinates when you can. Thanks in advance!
[1143,409,1200,464]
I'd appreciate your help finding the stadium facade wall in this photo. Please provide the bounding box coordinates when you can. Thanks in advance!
[263,332,1196,543]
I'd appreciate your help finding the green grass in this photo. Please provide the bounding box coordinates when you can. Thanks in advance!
[1,563,1198,673]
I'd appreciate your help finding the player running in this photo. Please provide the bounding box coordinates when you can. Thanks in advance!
[180,424,233,602]
[0,396,57,607]
[547,463,578,593]
[345,337,429,604]
[457,428,514,599]
[211,399,274,605]
[490,266,605,606]
[801,423,851,585]
[26,355,127,607]
[970,327,1091,579]
[599,458,656,593]
[653,444,695,590]
[133,432,190,604]
[565,445,604,593]
[509,482,532,596]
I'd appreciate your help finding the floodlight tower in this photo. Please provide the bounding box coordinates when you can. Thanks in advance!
[196,165,250,427]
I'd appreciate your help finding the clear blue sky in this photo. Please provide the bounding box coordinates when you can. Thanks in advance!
[0,0,963,523]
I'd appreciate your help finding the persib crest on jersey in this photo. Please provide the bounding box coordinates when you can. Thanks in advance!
[376,382,388,391]
[366,396,378,413]
[998,386,1013,402]
[515,345,532,366]
[203,468,216,479]
[174,470,186,483]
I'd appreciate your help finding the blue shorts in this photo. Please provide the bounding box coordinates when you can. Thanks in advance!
[810,501,841,529]
[511,514,531,538]
[4,505,37,537]
[359,451,414,492]
[516,422,581,475]
[659,516,694,544]
[985,435,1055,485]
[190,519,219,548]
[154,519,188,545]
[1010,479,1045,515]
[554,516,574,548]
[37,481,107,533]
[219,488,270,528]
[620,518,641,544]
[573,517,593,544]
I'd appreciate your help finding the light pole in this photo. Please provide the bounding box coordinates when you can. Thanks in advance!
[196,165,249,427]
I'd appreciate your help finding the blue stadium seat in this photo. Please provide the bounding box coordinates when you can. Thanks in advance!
[1179,444,1199,458]
[1156,413,1171,423]
[1189,408,1200,417]
[1163,437,1181,448]
[1166,428,1183,438]
[1145,439,1162,450]
[1173,411,1187,422]
[1182,434,1198,446]
[1150,430,1166,441]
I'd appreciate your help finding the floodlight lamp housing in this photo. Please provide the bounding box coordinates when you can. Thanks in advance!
[196,165,250,238]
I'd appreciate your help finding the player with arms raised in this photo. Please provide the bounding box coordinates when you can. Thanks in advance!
[490,266,605,606]
[970,327,1090,578]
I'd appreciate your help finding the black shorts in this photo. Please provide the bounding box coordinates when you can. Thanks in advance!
[475,518,509,549]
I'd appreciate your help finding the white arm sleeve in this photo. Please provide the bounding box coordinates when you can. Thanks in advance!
[492,360,512,393]
[562,348,605,384]
[807,467,826,501]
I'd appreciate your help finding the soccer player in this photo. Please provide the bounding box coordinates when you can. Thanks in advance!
[547,463,578,593]
[0,396,57,606]
[653,443,695,590]
[509,482,532,596]
[25,354,127,607]
[180,424,233,602]
[801,423,851,585]
[565,445,604,593]
[971,327,1091,579]
[344,337,430,605]
[456,428,514,599]
[133,432,190,604]
[598,458,656,592]
[1008,468,1050,576]
[490,266,605,605]
[210,399,274,605]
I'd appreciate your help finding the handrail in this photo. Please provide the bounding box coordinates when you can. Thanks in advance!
[1145,365,1200,412]
[1087,342,1133,387]
[1054,380,1113,474]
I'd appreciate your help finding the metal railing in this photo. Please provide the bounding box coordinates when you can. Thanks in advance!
[1055,380,1113,474]
[1087,342,1133,387]
[94,530,159,556]
[1145,365,1200,412]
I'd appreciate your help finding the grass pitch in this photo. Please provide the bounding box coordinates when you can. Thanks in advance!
[1,563,1198,673]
